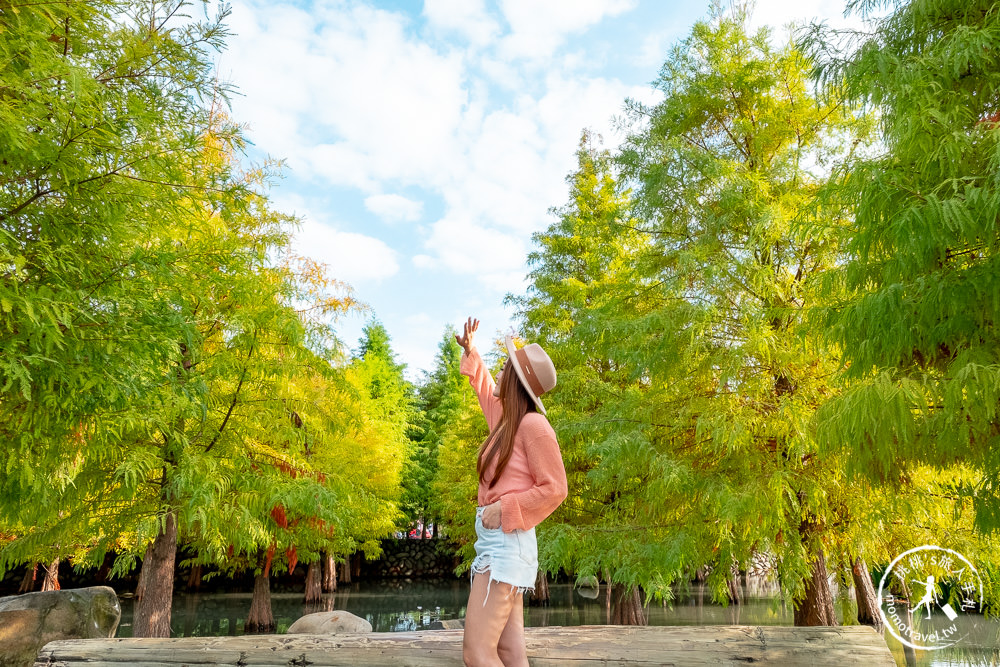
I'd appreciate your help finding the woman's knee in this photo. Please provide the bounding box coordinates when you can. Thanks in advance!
[496,643,527,666]
[496,622,527,666]
[462,643,497,667]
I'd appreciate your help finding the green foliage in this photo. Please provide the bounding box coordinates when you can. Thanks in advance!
[5,0,1000,622]
[400,327,466,534]
[0,1,407,586]
[513,10,889,606]
[0,0,230,509]
[804,0,1000,535]
[430,358,491,569]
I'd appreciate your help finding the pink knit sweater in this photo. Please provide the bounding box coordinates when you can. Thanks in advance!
[461,347,568,533]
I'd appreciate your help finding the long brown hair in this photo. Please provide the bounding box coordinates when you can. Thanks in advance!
[477,359,536,488]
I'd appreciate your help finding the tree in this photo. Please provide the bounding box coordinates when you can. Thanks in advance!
[403,327,467,537]
[431,359,493,567]
[803,0,1000,602]
[0,1,409,638]
[515,10,884,625]
[0,0,231,530]
[349,321,414,529]
[0,2,245,625]
[509,131,648,620]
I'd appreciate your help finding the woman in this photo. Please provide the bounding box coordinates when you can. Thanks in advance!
[455,317,568,667]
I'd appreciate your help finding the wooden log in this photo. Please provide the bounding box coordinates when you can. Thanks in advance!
[35,625,894,666]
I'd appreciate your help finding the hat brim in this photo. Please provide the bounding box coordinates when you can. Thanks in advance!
[505,334,546,415]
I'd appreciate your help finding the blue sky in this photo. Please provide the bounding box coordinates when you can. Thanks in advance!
[217,0,865,379]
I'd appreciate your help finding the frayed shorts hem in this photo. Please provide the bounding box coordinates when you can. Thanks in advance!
[471,506,537,606]
[470,557,535,603]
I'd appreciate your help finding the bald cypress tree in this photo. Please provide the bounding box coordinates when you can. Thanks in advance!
[516,10,886,625]
[800,0,1000,605]
[0,1,408,637]
[809,0,1000,510]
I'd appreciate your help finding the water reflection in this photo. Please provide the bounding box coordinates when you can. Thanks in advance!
[117,579,472,636]
[115,580,1000,666]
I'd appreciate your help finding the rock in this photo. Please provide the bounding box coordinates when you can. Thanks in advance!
[0,586,120,667]
[575,575,600,599]
[427,619,465,630]
[286,610,372,634]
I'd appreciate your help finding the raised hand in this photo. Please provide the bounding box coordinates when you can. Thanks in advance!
[455,317,479,355]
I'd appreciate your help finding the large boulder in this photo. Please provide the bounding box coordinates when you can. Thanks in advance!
[286,610,372,634]
[0,586,120,667]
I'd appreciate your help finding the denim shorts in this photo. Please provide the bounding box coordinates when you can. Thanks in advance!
[470,506,537,605]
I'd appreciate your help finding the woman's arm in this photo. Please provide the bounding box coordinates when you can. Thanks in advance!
[456,317,501,429]
[460,346,502,431]
[499,414,568,532]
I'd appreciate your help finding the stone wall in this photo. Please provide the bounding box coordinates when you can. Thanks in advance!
[361,539,459,579]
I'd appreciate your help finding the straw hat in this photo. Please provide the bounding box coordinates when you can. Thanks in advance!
[504,335,557,415]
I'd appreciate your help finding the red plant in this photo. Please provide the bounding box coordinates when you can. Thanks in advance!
[264,542,276,577]
[270,504,288,529]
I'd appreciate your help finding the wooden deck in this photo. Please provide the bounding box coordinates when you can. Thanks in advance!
[34,625,895,666]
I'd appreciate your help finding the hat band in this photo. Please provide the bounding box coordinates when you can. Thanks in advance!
[514,348,545,397]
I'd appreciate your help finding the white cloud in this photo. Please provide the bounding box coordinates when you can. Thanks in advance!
[478,56,524,92]
[275,193,401,285]
[747,0,883,43]
[225,1,650,284]
[301,142,380,192]
[498,0,638,60]
[225,1,473,192]
[364,194,424,222]
[293,220,400,285]
[633,30,674,68]
[221,0,666,371]
[412,254,437,269]
[393,312,439,373]
[423,215,526,277]
[423,0,500,46]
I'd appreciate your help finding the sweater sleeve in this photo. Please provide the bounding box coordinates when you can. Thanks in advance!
[460,347,501,431]
[500,414,568,532]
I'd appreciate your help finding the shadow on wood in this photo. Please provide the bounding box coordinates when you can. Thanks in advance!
[34,625,895,666]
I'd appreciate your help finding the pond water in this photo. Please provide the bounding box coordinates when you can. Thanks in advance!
[115,580,1000,667]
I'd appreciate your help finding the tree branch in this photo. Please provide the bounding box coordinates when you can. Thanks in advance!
[204,331,256,453]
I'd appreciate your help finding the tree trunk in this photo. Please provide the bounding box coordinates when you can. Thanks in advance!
[793,547,837,626]
[603,569,611,625]
[245,570,275,634]
[851,557,882,631]
[727,572,743,605]
[304,561,323,603]
[134,511,178,638]
[530,570,550,606]
[340,557,352,584]
[322,553,337,593]
[610,584,647,625]
[41,558,60,591]
[19,563,37,593]
[186,563,203,591]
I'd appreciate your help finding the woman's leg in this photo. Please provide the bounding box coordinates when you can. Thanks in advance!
[496,590,527,667]
[463,571,520,667]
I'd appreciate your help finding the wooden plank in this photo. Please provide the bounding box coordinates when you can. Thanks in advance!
[34,625,895,667]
